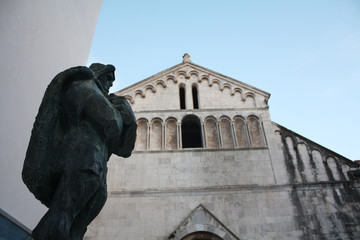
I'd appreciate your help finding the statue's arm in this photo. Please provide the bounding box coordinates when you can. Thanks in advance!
[74,81,123,151]
[108,94,137,158]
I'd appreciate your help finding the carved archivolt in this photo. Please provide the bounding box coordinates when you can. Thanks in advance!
[124,95,134,104]
[155,80,166,88]
[134,90,145,98]
[166,75,177,84]
[144,85,156,93]
[189,70,199,77]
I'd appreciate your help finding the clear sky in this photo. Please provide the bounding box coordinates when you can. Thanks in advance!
[88,0,360,160]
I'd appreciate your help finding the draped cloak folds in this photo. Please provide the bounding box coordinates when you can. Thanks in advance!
[22,66,137,207]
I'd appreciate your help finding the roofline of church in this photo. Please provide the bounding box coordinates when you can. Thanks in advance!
[115,59,271,99]
[274,122,358,165]
[115,61,184,94]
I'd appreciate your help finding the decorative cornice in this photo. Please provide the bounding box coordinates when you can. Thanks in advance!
[117,61,270,105]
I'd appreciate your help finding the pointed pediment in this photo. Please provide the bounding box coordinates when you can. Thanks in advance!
[168,204,240,240]
[115,55,270,111]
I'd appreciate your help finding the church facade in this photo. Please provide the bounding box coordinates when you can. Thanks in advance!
[85,54,360,240]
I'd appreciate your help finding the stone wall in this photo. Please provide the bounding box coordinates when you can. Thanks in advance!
[86,181,360,239]
[106,149,275,192]
[86,127,360,239]
[86,57,360,239]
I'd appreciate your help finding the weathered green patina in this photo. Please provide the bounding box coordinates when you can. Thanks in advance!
[22,64,137,240]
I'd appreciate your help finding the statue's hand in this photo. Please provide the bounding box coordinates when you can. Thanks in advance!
[108,94,136,125]
[108,94,137,158]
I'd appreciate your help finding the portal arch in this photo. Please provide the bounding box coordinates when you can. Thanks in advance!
[181,115,202,148]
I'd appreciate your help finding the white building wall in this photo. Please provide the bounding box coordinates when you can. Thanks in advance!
[0,0,102,229]
[85,56,360,239]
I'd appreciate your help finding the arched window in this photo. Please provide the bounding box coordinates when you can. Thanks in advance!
[181,115,202,148]
[233,116,249,148]
[179,84,186,109]
[192,84,199,109]
[205,117,219,149]
[220,117,234,148]
[135,119,148,151]
[165,118,177,150]
[150,119,162,150]
[248,116,264,147]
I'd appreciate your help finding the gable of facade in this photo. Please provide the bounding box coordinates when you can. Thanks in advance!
[117,53,270,112]
[169,205,240,240]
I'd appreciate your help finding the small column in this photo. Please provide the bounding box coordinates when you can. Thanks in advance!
[147,123,151,150]
[162,122,165,150]
[177,123,182,149]
[186,83,193,110]
[245,120,252,148]
[217,121,223,148]
[201,121,207,149]
[230,121,238,148]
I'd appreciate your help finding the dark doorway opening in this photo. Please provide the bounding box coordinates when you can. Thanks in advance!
[181,231,223,240]
[182,115,202,148]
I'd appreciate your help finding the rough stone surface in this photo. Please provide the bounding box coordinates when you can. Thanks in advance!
[85,55,360,240]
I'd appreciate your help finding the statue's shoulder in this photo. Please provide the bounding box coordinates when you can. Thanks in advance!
[54,66,94,83]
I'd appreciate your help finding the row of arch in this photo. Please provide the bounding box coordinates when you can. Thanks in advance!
[135,114,267,151]
[122,70,263,105]
[283,135,349,182]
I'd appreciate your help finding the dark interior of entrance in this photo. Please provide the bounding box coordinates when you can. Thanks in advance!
[181,115,202,148]
[181,231,223,240]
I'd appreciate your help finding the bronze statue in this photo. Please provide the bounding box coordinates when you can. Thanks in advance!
[22,64,137,239]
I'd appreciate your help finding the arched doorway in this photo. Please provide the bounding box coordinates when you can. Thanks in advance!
[182,231,223,240]
[181,115,202,148]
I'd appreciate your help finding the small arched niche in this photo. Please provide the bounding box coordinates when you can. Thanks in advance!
[135,118,148,151]
[248,116,264,147]
[150,118,163,150]
[233,116,249,148]
[181,115,202,148]
[205,117,219,149]
[219,116,234,148]
[166,118,178,150]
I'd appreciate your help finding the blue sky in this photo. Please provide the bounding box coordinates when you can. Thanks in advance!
[88,0,360,160]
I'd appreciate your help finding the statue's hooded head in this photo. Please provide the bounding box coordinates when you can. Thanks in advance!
[89,63,116,93]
